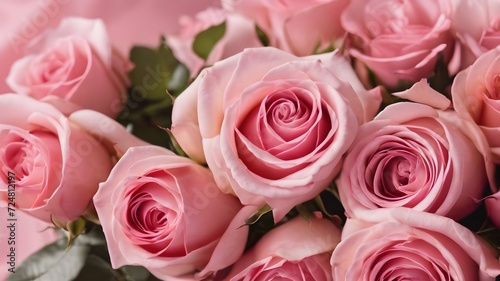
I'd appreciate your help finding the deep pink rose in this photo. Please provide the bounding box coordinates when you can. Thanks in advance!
[342,0,457,88]
[6,17,130,117]
[331,208,500,280]
[93,145,246,279]
[223,0,349,56]
[337,101,488,220]
[222,216,341,281]
[171,47,381,221]
[0,94,114,224]
[452,46,500,164]
[167,7,262,78]
[452,0,500,68]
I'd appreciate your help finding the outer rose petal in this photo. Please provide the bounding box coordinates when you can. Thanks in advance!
[0,94,113,223]
[223,216,341,281]
[6,17,129,118]
[94,145,243,279]
[172,47,380,222]
[331,208,500,280]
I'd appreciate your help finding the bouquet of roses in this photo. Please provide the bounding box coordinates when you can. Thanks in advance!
[2,0,500,280]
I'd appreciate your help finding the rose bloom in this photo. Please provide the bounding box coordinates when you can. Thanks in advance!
[222,0,349,56]
[93,145,245,279]
[331,208,500,280]
[221,216,341,281]
[0,94,115,224]
[337,101,488,221]
[167,7,262,78]
[452,46,500,164]
[6,17,130,118]
[341,0,457,88]
[452,0,500,69]
[171,47,381,221]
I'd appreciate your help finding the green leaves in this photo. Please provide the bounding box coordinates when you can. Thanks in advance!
[193,22,227,60]
[7,238,90,281]
[118,38,190,150]
[7,225,161,281]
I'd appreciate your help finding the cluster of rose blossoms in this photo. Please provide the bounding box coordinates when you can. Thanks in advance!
[3,0,500,280]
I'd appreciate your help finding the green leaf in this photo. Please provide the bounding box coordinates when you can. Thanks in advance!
[193,22,227,60]
[255,25,270,47]
[128,39,184,102]
[7,238,90,281]
[73,255,122,281]
[66,217,87,248]
[245,204,273,225]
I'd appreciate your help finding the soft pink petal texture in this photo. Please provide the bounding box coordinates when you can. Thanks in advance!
[0,208,59,280]
[171,77,205,163]
[452,46,500,169]
[0,94,112,223]
[224,0,348,56]
[68,109,148,155]
[224,216,341,281]
[93,145,243,279]
[338,102,487,220]
[341,0,456,88]
[196,205,260,279]
[0,0,215,92]
[331,208,500,281]
[393,79,451,109]
[173,47,380,222]
[168,8,262,78]
[6,17,129,118]
[452,0,500,68]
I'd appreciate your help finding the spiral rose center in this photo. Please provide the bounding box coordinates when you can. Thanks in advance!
[1,129,61,192]
[235,86,333,179]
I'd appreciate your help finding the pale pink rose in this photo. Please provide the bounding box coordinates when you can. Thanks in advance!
[485,191,500,229]
[0,94,114,224]
[6,17,130,118]
[0,0,215,93]
[167,7,262,78]
[452,46,500,164]
[0,208,59,280]
[331,208,500,280]
[338,101,488,221]
[452,0,500,68]
[342,0,458,88]
[171,47,381,221]
[93,145,246,280]
[223,0,349,56]
[221,216,341,281]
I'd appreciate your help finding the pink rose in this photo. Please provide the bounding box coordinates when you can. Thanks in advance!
[223,0,349,56]
[167,7,262,78]
[337,101,488,221]
[452,46,500,164]
[0,0,215,93]
[331,208,500,280]
[0,94,114,224]
[341,0,457,88]
[452,0,500,68]
[93,145,245,279]
[222,216,341,281]
[171,47,381,221]
[6,17,130,118]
